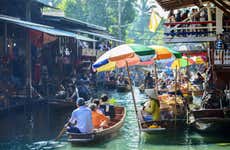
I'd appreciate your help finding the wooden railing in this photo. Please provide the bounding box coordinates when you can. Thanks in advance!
[164,21,216,37]
[164,21,230,37]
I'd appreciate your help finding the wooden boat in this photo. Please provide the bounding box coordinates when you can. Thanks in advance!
[117,84,131,92]
[67,106,126,144]
[105,80,116,89]
[189,108,230,132]
[139,87,145,93]
[137,109,186,134]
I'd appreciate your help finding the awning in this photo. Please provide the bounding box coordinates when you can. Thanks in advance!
[156,0,209,10]
[75,29,124,43]
[0,15,96,42]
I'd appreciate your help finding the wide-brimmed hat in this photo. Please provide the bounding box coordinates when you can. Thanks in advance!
[145,89,158,99]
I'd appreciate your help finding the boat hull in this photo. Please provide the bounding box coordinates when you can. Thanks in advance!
[67,106,126,144]
[189,108,230,133]
[137,110,186,134]
[117,85,131,92]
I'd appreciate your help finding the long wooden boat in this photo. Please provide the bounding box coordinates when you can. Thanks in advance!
[137,109,186,134]
[189,108,230,132]
[105,81,117,89]
[67,106,126,144]
[117,84,131,92]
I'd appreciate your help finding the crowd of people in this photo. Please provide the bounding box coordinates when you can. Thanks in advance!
[166,7,212,37]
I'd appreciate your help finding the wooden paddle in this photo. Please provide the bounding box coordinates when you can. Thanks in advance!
[55,122,69,141]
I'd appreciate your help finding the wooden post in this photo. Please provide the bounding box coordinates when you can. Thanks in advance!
[216,7,223,34]
[154,61,158,94]
[174,66,178,126]
[25,0,32,98]
[186,56,189,124]
[125,61,141,132]
[4,23,7,55]
[186,55,189,93]
[93,36,97,58]
[207,3,212,33]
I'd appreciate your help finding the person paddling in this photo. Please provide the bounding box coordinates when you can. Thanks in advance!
[66,97,93,133]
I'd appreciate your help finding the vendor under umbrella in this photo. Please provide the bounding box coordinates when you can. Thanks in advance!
[142,89,160,121]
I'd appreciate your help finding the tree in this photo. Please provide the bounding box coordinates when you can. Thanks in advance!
[47,0,137,41]
[126,0,164,45]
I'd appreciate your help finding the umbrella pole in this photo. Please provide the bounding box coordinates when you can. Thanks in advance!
[154,61,158,94]
[174,66,178,126]
[125,61,141,132]
[186,55,189,124]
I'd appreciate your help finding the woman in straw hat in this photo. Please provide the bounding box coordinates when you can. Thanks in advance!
[143,89,160,121]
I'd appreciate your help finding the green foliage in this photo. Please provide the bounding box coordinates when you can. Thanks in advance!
[48,0,137,41]
[126,0,164,45]
[45,0,165,45]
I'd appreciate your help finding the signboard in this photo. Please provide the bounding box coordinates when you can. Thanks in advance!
[82,48,96,56]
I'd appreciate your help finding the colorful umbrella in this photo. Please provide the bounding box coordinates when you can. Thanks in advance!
[93,44,156,131]
[149,45,182,60]
[191,56,206,64]
[93,44,156,72]
[170,58,194,69]
[138,45,181,66]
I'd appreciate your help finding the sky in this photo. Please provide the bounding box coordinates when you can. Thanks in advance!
[154,1,169,18]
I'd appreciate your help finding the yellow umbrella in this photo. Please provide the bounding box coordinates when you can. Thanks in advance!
[170,58,194,69]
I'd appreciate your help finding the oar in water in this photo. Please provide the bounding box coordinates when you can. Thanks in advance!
[55,122,69,141]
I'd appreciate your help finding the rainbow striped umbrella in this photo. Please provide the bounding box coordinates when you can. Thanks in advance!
[93,44,156,72]
[150,45,182,60]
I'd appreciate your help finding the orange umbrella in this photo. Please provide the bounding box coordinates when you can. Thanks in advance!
[149,45,182,60]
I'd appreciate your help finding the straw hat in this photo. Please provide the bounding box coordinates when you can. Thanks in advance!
[145,89,158,99]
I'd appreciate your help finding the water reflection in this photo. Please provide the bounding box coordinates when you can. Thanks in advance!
[0,88,230,150]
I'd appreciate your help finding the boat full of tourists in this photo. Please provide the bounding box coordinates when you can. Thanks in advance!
[67,106,126,143]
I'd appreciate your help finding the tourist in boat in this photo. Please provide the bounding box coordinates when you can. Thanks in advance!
[92,98,103,114]
[99,94,115,119]
[144,72,154,88]
[89,103,109,129]
[66,97,93,133]
[143,89,160,121]
[193,72,205,89]
[117,75,125,85]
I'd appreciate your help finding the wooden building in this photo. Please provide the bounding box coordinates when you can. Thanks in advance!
[0,0,119,104]
[156,0,230,132]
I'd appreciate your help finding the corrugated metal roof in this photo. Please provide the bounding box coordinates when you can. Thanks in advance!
[75,29,124,43]
[43,15,106,32]
[0,15,96,42]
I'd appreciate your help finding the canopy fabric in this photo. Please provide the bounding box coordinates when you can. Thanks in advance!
[191,56,206,64]
[149,45,182,60]
[0,15,96,42]
[169,58,194,69]
[93,44,156,72]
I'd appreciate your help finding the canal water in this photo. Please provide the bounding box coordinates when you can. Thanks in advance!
[0,87,230,150]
